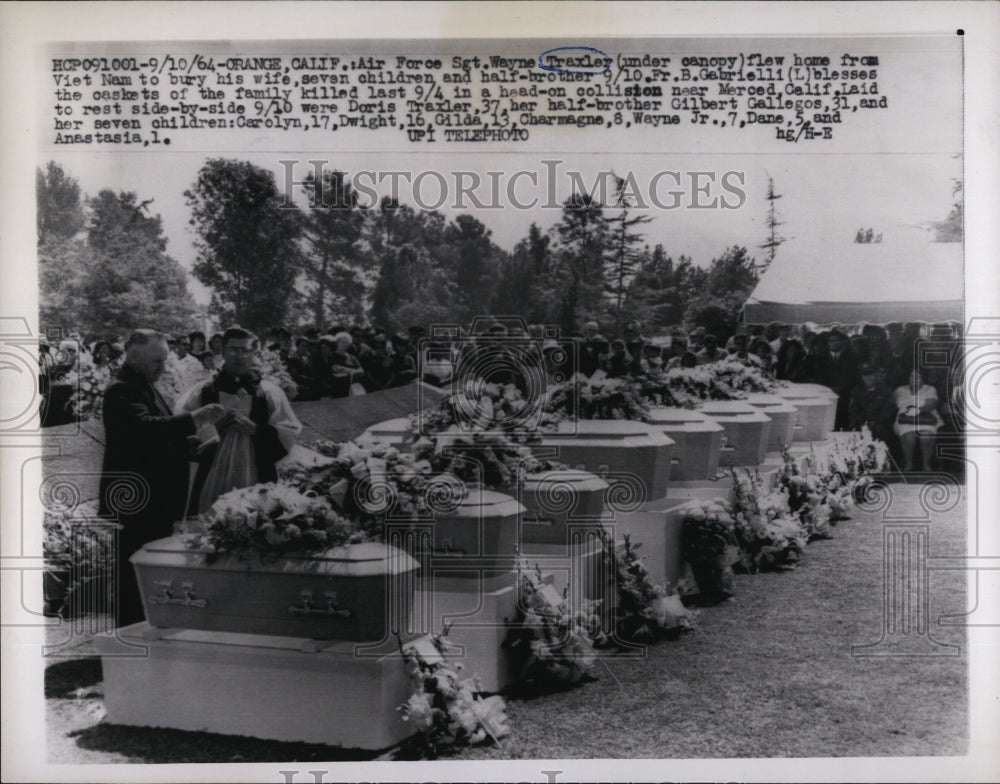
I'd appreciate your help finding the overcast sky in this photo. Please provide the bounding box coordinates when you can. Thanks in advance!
[39,35,963,306]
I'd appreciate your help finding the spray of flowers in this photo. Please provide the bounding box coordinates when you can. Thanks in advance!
[279,437,451,537]
[826,425,892,500]
[729,466,807,573]
[544,374,651,421]
[397,632,510,758]
[411,382,566,489]
[187,482,361,560]
[64,357,121,420]
[680,498,738,563]
[775,449,839,541]
[604,532,697,640]
[504,563,605,687]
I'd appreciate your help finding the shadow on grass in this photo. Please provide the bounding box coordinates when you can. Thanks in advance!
[68,723,382,763]
[45,657,103,698]
[502,673,597,702]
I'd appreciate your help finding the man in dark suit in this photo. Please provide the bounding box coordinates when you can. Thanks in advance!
[826,330,861,430]
[99,329,224,627]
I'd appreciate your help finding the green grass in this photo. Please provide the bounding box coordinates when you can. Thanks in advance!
[45,484,968,762]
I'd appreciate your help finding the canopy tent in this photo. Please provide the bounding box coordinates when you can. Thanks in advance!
[743,236,964,325]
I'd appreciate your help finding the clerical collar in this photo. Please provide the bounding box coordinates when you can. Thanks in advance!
[213,370,261,394]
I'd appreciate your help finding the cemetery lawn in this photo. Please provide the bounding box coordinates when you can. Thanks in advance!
[44,484,968,762]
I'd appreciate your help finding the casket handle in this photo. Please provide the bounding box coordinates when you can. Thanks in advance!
[148,579,208,608]
[288,589,351,618]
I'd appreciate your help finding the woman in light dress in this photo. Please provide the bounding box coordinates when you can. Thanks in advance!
[892,369,943,472]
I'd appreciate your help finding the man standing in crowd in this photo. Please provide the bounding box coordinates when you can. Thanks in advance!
[100,329,225,628]
[826,330,861,430]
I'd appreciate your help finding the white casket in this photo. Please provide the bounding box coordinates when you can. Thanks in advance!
[528,419,675,504]
[775,382,837,441]
[696,400,772,467]
[428,487,524,571]
[520,468,608,545]
[132,537,420,641]
[646,407,725,481]
[743,393,799,453]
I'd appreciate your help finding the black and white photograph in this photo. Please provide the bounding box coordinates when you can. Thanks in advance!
[2,3,998,782]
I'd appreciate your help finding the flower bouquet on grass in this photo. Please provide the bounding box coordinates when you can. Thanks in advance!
[826,425,892,503]
[679,498,738,604]
[64,358,120,421]
[186,482,362,561]
[43,502,116,616]
[604,532,698,639]
[504,563,604,689]
[398,633,509,758]
[729,466,807,573]
[775,450,838,540]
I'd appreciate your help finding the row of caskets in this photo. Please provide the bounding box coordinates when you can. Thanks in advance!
[131,382,838,644]
[112,382,838,747]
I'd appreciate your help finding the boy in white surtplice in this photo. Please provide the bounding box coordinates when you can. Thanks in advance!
[176,326,301,515]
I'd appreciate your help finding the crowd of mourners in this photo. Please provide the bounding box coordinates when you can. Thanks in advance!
[39,318,961,473]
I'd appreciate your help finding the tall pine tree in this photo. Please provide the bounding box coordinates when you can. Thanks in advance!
[186,159,304,334]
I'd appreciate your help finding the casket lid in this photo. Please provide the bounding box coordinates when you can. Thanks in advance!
[777,382,838,399]
[132,535,420,577]
[774,389,832,403]
[744,394,799,411]
[698,401,773,423]
[451,488,526,517]
[647,407,717,424]
[545,419,673,444]
[697,400,759,414]
[523,468,608,491]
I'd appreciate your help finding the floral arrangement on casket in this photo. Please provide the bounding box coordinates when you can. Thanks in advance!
[545,359,777,420]
[679,498,739,603]
[729,466,808,573]
[186,483,362,560]
[411,381,567,489]
[704,358,776,397]
[398,633,510,758]
[636,365,715,409]
[543,373,651,422]
[278,438,453,536]
[64,357,121,420]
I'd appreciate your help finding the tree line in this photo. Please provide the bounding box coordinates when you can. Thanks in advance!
[39,158,766,339]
